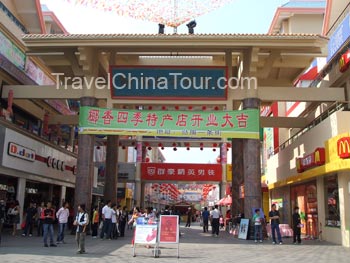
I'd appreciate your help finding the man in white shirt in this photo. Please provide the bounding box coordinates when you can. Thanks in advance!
[210,205,220,237]
[100,200,112,240]
[74,204,88,254]
[56,202,69,244]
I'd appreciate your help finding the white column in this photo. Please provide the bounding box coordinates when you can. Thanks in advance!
[16,177,26,229]
[60,186,67,207]
[134,138,142,207]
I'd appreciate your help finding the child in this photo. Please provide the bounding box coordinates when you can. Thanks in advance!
[219,215,224,229]
[253,209,263,243]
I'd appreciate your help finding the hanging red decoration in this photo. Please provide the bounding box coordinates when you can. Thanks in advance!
[158,143,163,147]
[172,142,177,147]
[162,106,166,110]
[213,148,216,152]
[200,147,204,151]
[186,147,190,151]
[147,146,152,151]
[199,142,204,147]
[202,106,207,110]
[188,106,193,110]
[214,106,219,111]
[161,147,165,150]
[145,142,150,147]
[122,145,126,149]
[145,157,150,162]
[227,143,231,148]
[148,106,153,110]
[173,147,177,151]
[175,106,179,110]
[213,143,218,147]
[216,156,221,163]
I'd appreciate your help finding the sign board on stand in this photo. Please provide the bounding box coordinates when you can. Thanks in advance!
[132,217,158,257]
[157,215,180,258]
[238,219,249,240]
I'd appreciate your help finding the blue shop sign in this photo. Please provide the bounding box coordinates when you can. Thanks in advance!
[328,13,350,62]
[110,66,227,100]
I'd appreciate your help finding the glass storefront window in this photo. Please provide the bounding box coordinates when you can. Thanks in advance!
[324,175,340,227]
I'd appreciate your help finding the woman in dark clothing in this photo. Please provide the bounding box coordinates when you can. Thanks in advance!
[292,206,302,244]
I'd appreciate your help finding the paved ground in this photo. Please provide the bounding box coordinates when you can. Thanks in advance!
[0,223,349,263]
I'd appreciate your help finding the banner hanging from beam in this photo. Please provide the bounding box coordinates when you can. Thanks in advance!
[78,106,260,139]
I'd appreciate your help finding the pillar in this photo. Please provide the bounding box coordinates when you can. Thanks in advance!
[140,182,146,208]
[16,177,26,229]
[242,98,262,220]
[134,139,143,207]
[74,96,96,213]
[104,135,119,204]
[220,142,227,197]
[48,184,53,202]
[60,186,66,207]
[231,138,244,217]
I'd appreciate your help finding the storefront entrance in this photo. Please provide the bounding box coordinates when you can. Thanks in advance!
[291,181,318,239]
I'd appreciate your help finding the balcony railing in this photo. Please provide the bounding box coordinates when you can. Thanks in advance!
[0,117,77,158]
[272,102,346,155]
[0,1,29,34]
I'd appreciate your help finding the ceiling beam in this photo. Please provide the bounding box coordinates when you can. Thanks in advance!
[260,116,308,128]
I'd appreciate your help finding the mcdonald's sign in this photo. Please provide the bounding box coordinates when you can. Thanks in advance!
[296,148,325,173]
[339,50,350,73]
[337,137,350,159]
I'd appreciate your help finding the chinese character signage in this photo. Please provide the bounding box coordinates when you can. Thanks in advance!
[141,163,222,181]
[328,13,350,62]
[79,106,260,139]
[110,66,227,99]
[158,215,179,244]
[296,148,325,173]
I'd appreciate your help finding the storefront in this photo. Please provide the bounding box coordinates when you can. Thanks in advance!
[269,131,350,246]
[0,124,77,224]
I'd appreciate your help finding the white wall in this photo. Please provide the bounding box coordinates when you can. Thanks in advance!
[266,111,350,184]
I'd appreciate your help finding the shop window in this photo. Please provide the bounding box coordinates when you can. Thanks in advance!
[324,175,340,227]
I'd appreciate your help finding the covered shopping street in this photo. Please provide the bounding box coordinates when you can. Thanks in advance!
[1,33,345,219]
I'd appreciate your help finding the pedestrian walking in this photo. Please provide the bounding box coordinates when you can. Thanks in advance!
[41,201,56,247]
[0,199,6,245]
[185,207,192,227]
[22,202,36,237]
[37,202,45,236]
[56,202,69,244]
[292,206,302,245]
[269,204,283,245]
[100,200,112,240]
[210,205,220,237]
[118,206,127,237]
[8,200,20,236]
[253,209,263,243]
[74,204,89,254]
[202,207,210,233]
[91,205,99,238]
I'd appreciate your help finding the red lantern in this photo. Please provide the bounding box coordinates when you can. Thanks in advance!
[199,142,204,147]
[186,147,190,151]
[145,157,150,162]
[148,106,153,110]
[200,147,203,151]
[202,106,206,110]
[216,156,221,163]
[172,142,177,147]
[173,147,177,151]
[213,148,216,152]
[213,143,218,147]
[162,106,166,110]
[214,106,219,111]
[147,146,152,151]
[175,106,179,110]
[161,147,164,150]
[158,143,163,147]
[188,106,193,110]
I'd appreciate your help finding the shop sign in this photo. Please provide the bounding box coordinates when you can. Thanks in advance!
[46,156,65,171]
[141,163,222,181]
[118,163,136,180]
[117,188,126,198]
[0,32,25,69]
[7,142,36,162]
[339,50,350,73]
[79,106,260,139]
[328,13,350,62]
[337,137,350,158]
[296,148,325,173]
[110,66,227,99]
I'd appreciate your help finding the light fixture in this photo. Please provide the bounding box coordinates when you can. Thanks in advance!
[186,20,196,34]
[158,24,165,34]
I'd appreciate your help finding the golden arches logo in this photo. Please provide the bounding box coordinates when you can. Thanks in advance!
[337,137,350,158]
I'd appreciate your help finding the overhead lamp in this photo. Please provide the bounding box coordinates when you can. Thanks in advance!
[186,20,196,34]
[158,24,165,34]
